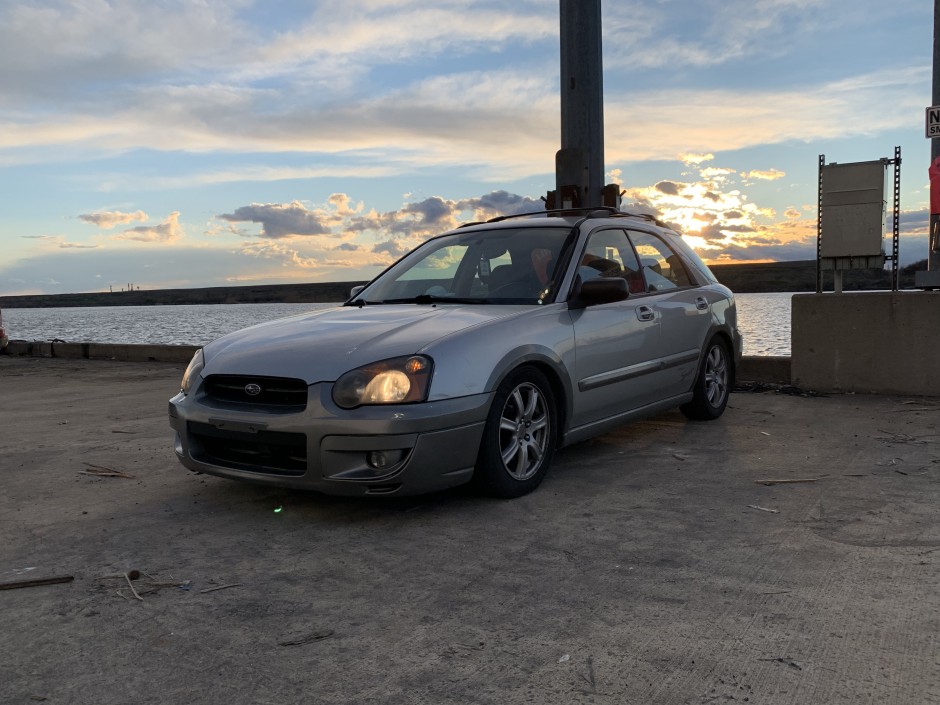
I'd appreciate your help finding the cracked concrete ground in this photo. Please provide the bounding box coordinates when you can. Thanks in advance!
[1,356,938,705]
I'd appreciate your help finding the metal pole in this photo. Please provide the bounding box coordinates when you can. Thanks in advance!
[558,0,604,208]
[931,0,940,270]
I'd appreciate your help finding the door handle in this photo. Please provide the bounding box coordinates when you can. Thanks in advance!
[636,306,655,322]
[695,296,709,311]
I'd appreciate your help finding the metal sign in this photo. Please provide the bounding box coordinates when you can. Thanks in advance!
[927,106,940,138]
[819,160,886,260]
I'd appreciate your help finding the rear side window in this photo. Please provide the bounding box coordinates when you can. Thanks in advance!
[669,233,720,284]
[627,230,694,292]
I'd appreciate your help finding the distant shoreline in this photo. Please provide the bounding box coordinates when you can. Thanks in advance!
[0,260,918,308]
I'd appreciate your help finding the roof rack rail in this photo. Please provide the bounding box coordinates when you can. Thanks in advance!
[482,207,621,224]
[457,206,673,229]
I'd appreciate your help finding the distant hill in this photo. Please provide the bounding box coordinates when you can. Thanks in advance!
[0,281,367,309]
[0,260,925,308]
[709,260,921,293]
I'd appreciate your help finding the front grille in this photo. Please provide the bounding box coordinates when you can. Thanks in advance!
[188,421,307,475]
[203,375,308,410]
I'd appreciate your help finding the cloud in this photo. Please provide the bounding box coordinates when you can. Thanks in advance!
[701,167,737,180]
[655,181,681,195]
[217,202,334,239]
[19,234,98,249]
[112,212,184,243]
[0,1,248,104]
[0,61,924,183]
[79,210,148,229]
[897,208,928,235]
[605,67,926,163]
[680,153,715,166]
[256,2,555,79]
[743,169,786,181]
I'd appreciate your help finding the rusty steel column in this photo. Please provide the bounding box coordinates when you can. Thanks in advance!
[557,0,604,209]
[931,0,940,269]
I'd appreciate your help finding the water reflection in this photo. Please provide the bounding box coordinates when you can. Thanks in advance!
[4,293,792,356]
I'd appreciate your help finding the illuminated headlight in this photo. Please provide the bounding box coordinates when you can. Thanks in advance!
[333,355,433,409]
[180,349,205,394]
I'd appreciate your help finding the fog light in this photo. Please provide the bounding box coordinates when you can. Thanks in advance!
[367,450,404,470]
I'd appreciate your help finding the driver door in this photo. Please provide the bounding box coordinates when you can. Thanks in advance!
[569,228,667,428]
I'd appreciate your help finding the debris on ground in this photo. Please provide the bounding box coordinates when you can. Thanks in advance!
[747,505,779,514]
[758,657,803,671]
[278,629,335,647]
[200,583,242,594]
[756,477,822,486]
[79,463,135,479]
[876,431,939,446]
[0,575,74,591]
[98,569,191,601]
[734,381,825,397]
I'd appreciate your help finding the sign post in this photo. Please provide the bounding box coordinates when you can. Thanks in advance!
[921,106,940,287]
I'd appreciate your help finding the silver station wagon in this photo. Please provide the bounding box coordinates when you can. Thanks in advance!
[169,208,742,498]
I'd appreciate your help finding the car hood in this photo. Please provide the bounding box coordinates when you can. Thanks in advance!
[201,304,529,383]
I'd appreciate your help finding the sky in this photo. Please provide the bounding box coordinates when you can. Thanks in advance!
[0,0,931,296]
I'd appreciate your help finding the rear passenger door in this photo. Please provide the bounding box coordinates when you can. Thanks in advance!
[627,229,712,398]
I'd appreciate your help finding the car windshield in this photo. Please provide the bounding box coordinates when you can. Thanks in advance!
[351,226,573,305]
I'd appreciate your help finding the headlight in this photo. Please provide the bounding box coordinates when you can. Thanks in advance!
[180,349,205,394]
[333,355,433,409]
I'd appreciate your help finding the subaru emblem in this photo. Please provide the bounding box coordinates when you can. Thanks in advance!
[244,383,262,396]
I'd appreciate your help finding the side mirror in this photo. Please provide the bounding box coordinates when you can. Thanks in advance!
[350,285,365,298]
[571,277,629,308]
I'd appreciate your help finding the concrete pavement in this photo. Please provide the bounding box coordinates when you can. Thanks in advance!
[1,356,938,705]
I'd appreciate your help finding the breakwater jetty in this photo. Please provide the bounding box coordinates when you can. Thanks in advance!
[0,260,921,309]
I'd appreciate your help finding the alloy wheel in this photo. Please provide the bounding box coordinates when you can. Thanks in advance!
[704,344,729,408]
[498,382,551,481]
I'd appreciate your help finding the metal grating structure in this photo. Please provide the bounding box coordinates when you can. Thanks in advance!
[816,148,901,292]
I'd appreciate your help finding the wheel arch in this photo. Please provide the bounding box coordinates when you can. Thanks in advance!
[706,328,737,388]
[484,348,571,446]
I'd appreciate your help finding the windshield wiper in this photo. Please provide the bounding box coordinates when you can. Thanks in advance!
[381,295,490,305]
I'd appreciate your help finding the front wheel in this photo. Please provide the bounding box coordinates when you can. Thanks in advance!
[474,367,557,498]
[681,338,731,420]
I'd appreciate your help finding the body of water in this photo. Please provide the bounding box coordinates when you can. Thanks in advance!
[2,293,792,356]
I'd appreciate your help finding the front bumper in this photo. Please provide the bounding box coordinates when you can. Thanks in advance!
[169,379,492,496]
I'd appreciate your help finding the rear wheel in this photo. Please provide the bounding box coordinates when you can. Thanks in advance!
[474,367,556,498]
[681,337,731,420]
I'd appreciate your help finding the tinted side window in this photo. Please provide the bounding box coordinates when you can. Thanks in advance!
[580,229,645,294]
[669,232,719,284]
[627,230,693,292]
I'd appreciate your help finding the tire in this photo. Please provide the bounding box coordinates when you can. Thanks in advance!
[474,366,557,498]
[681,337,731,421]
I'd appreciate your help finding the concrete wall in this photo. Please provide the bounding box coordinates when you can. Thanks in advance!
[792,292,940,396]
[3,340,199,363]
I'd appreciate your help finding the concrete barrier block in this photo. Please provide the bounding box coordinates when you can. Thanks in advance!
[738,356,790,384]
[85,343,199,363]
[49,342,86,359]
[792,292,940,396]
